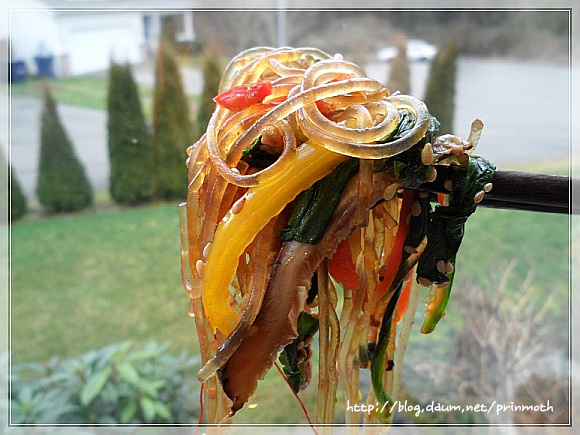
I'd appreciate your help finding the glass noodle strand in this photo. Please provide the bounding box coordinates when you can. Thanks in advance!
[207,47,431,188]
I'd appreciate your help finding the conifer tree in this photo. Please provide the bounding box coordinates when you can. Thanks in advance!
[387,35,411,95]
[0,148,26,221]
[423,37,457,134]
[197,50,222,136]
[152,40,194,200]
[107,61,154,204]
[36,88,93,212]
[0,150,6,223]
[10,165,27,221]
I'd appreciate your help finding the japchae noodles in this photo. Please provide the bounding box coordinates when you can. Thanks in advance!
[180,47,495,426]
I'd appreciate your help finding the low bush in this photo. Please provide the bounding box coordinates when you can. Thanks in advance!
[11,341,201,424]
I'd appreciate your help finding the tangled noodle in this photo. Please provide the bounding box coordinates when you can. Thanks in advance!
[180,46,492,428]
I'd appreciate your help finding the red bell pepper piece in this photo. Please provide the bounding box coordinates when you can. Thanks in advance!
[214,81,273,112]
[370,189,414,307]
[328,238,359,290]
[316,99,335,116]
[394,269,414,324]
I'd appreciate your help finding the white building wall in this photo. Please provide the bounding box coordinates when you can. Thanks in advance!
[6,1,198,78]
[56,10,145,75]
[9,1,64,75]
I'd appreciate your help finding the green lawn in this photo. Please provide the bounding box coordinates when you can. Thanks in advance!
[9,73,199,119]
[10,76,110,110]
[10,202,196,364]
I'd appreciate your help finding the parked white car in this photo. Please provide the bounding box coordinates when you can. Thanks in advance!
[376,46,398,62]
[377,39,438,62]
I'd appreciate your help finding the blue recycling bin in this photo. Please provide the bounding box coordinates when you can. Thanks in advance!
[34,55,54,78]
[10,60,28,83]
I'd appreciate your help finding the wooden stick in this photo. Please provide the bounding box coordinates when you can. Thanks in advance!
[478,198,570,214]
[421,167,576,215]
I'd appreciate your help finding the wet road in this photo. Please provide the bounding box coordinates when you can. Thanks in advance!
[365,57,572,169]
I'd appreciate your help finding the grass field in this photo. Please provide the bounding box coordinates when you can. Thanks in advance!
[10,202,196,364]
[10,76,109,110]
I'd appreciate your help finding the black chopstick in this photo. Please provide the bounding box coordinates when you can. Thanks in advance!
[419,166,575,215]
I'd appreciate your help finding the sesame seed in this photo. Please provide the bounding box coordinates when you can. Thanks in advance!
[382,183,398,201]
[202,242,212,259]
[427,167,437,182]
[483,182,493,192]
[296,341,305,351]
[231,197,246,214]
[474,190,485,203]
[436,260,446,274]
[421,143,434,166]
[404,245,418,255]
[444,179,453,191]
[231,167,240,175]
[418,277,432,287]
[196,259,205,277]
[411,201,422,216]
[445,262,455,274]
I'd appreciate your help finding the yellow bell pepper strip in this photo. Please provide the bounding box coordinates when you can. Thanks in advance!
[202,142,349,336]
